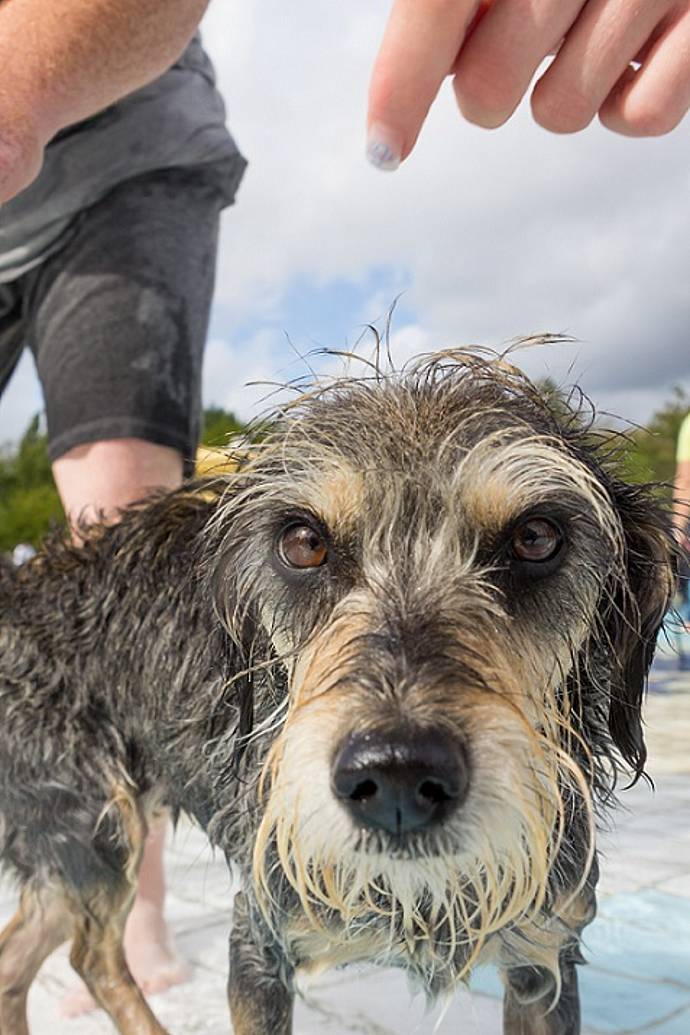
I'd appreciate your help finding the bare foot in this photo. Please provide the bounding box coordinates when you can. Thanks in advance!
[124,900,191,996]
[60,986,98,1018]
[60,901,190,1017]
[60,817,189,1017]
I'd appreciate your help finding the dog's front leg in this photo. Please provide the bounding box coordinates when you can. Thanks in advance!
[502,859,598,1035]
[228,891,294,1035]
[503,951,582,1035]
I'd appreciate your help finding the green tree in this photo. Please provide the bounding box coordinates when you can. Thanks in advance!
[536,376,686,496]
[0,414,64,551]
[201,406,243,446]
[624,386,689,493]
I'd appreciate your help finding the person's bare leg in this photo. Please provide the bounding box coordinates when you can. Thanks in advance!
[53,438,191,1014]
[119,814,191,997]
[52,437,183,527]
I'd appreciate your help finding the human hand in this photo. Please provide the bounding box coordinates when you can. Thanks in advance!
[367,0,690,169]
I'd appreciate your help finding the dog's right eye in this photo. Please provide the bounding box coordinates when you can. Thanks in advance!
[278,524,328,569]
[510,517,563,564]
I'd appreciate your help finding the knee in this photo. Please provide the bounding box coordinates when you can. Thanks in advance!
[52,438,183,525]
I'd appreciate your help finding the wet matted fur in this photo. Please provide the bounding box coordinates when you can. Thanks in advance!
[0,348,677,1035]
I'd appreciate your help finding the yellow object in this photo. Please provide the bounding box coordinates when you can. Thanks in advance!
[195,445,240,476]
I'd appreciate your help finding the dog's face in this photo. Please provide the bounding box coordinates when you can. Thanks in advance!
[213,352,675,983]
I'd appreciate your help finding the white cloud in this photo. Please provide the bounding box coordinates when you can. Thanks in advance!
[0,351,42,447]
[203,1,690,417]
[1,1,688,446]
[202,329,289,421]
[202,326,349,423]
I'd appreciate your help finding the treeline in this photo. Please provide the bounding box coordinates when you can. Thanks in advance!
[0,389,687,551]
[0,406,243,551]
[621,386,688,488]
[538,378,688,488]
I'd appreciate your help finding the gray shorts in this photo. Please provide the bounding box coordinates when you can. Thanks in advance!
[0,164,233,476]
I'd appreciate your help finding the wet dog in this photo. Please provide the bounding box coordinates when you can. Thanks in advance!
[0,349,676,1034]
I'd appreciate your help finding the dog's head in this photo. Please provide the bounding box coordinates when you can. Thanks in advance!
[212,349,675,983]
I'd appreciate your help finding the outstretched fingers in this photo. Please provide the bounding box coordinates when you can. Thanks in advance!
[367,0,482,169]
[367,0,690,167]
[599,6,690,136]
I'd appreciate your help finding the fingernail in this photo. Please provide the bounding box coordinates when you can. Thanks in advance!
[366,123,402,171]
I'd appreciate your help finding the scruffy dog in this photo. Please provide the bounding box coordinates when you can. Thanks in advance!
[0,348,676,1035]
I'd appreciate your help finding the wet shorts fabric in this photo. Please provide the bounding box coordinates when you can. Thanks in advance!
[0,164,232,476]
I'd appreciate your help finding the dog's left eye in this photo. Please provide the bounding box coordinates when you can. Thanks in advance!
[511,518,563,564]
[278,524,328,569]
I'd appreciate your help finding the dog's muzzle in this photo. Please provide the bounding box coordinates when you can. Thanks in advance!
[331,726,470,835]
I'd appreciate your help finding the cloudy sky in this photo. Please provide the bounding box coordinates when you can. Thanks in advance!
[2,0,689,444]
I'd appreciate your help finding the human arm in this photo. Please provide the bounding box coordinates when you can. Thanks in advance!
[0,0,210,202]
[367,0,690,169]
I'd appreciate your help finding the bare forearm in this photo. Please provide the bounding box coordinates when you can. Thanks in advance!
[0,0,210,200]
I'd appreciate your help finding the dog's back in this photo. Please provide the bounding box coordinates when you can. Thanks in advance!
[0,487,231,885]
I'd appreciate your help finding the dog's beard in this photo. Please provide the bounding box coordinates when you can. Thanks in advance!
[252,704,593,985]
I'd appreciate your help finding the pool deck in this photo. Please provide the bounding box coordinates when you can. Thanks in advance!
[8,645,690,1034]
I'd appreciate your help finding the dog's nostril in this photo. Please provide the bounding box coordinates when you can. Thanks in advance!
[417,778,452,805]
[331,727,470,836]
[350,778,377,802]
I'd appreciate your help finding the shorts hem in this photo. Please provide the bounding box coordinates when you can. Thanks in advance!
[48,418,195,471]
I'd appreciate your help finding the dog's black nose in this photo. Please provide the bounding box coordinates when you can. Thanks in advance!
[331,727,470,835]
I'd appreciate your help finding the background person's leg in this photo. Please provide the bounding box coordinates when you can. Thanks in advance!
[54,438,188,1016]
[26,164,228,1011]
[52,438,183,525]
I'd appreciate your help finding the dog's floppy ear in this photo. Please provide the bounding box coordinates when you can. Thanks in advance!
[605,484,677,778]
